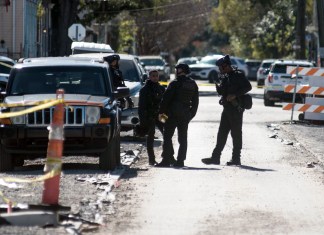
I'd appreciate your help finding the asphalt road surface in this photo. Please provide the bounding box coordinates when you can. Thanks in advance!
[0,80,323,235]
[102,80,324,235]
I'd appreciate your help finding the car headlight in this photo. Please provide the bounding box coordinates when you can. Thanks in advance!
[85,107,100,124]
[10,107,25,124]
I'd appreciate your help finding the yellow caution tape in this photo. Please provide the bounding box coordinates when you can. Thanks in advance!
[3,167,61,184]
[0,99,64,119]
[0,62,13,69]
[0,99,58,108]
[0,191,13,204]
[160,81,216,87]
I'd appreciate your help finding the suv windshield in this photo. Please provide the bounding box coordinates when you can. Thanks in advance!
[10,66,109,96]
[272,64,312,73]
[119,60,140,82]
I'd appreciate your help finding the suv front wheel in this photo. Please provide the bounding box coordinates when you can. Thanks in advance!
[264,93,275,106]
[99,131,121,171]
[0,143,14,172]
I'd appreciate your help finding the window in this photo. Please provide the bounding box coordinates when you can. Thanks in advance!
[10,66,109,96]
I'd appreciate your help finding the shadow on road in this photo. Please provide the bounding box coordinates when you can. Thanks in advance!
[238,165,275,172]
[175,166,221,171]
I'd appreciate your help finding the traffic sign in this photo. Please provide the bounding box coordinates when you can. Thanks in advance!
[68,23,86,41]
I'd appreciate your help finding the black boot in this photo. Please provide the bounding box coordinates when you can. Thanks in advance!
[173,160,184,168]
[155,159,171,167]
[226,159,241,166]
[148,155,157,166]
[201,157,220,165]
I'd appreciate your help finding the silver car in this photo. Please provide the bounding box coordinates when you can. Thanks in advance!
[138,55,170,81]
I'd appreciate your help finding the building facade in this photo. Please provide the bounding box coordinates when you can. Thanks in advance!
[0,0,51,60]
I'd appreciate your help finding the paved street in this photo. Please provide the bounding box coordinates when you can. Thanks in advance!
[102,81,324,235]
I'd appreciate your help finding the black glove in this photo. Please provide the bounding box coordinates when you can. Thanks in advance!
[127,97,134,108]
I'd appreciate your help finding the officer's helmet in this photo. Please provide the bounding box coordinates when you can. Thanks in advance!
[175,63,190,74]
[104,54,120,64]
[216,54,231,66]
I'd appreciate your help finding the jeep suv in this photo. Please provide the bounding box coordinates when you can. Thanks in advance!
[263,59,313,106]
[0,57,129,172]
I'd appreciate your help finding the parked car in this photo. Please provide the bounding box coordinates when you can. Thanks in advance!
[230,56,249,77]
[138,55,170,81]
[176,57,200,65]
[189,54,223,83]
[256,59,276,86]
[0,73,9,92]
[264,59,314,106]
[0,56,15,91]
[0,56,15,74]
[70,53,146,133]
[189,54,248,83]
[245,59,262,81]
[0,57,130,171]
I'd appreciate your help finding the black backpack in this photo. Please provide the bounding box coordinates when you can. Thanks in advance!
[240,94,253,110]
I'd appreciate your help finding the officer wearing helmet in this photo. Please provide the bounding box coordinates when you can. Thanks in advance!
[202,54,251,166]
[104,54,134,108]
[156,63,199,167]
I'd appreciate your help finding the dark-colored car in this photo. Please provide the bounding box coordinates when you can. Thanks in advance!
[245,59,261,81]
[0,57,129,172]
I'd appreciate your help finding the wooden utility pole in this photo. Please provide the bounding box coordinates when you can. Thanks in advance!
[317,0,324,66]
[296,0,306,59]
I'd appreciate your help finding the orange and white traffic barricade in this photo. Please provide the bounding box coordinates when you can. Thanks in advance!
[284,66,324,121]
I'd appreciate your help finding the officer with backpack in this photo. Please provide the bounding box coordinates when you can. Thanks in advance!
[156,63,199,168]
[202,54,252,166]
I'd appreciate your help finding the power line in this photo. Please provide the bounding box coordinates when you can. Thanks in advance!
[87,0,210,14]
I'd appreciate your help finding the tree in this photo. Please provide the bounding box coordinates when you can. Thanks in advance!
[50,0,80,56]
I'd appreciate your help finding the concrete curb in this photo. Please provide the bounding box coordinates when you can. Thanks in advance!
[0,211,58,226]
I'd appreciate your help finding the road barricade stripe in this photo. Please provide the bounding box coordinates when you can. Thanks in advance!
[287,66,324,76]
[282,103,324,113]
[284,85,324,95]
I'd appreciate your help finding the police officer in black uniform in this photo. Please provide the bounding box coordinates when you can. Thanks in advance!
[156,63,199,168]
[138,70,165,166]
[202,54,252,166]
[104,54,134,108]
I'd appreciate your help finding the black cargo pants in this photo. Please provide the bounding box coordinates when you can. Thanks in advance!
[146,119,164,161]
[212,105,243,160]
[161,116,189,162]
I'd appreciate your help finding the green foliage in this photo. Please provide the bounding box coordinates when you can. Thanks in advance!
[208,0,310,59]
[251,1,296,59]
[117,14,137,53]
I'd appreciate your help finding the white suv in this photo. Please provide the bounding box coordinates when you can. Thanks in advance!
[189,54,248,83]
[263,59,314,106]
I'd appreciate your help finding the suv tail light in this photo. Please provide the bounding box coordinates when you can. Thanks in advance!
[267,74,273,83]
